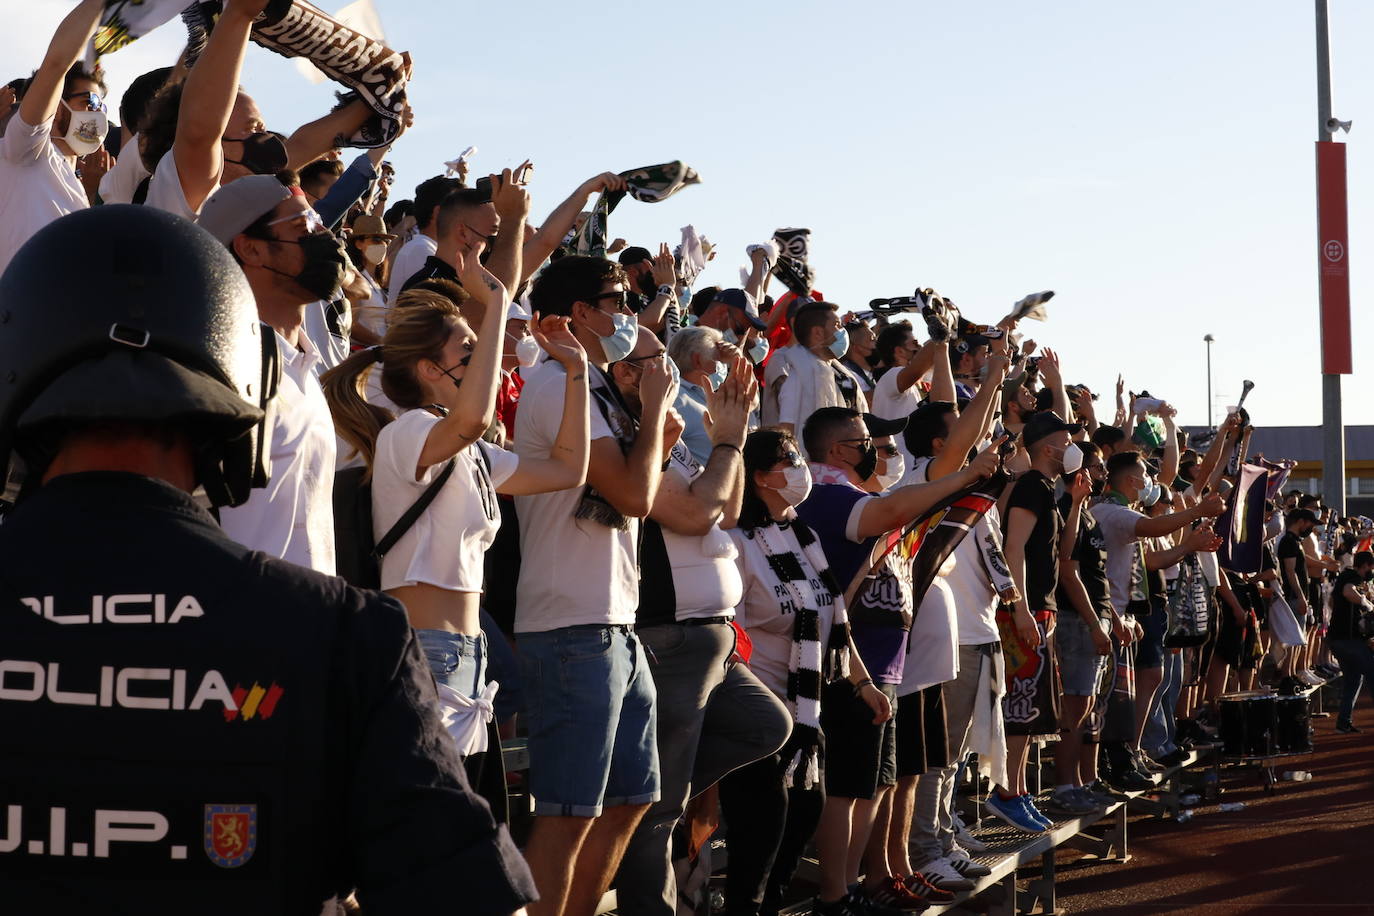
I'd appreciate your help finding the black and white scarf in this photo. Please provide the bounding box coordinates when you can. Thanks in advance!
[750,515,849,789]
[575,367,636,530]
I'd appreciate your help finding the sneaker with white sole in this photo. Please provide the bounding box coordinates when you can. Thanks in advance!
[945,844,992,879]
[985,792,1046,833]
[1048,785,1099,816]
[919,855,976,892]
[952,811,989,852]
[1020,795,1054,829]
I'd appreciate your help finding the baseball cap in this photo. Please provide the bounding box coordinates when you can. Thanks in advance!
[617,246,652,266]
[863,412,909,438]
[712,288,766,330]
[1022,410,1083,447]
[196,176,295,246]
[508,294,533,322]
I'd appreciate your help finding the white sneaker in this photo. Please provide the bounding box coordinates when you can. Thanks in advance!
[1299,670,1322,686]
[952,811,989,852]
[920,855,976,891]
[945,843,992,878]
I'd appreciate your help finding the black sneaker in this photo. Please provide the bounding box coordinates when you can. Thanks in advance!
[1336,721,1362,734]
[815,892,870,916]
[1150,748,1189,768]
[1103,766,1153,793]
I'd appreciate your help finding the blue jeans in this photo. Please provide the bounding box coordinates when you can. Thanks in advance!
[416,628,486,699]
[518,624,660,817]
[1144,648,1183,756]
[1329,639,1374,725]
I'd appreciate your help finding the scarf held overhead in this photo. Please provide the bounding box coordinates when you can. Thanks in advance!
[569,161,702,257]
[94,0,408,148]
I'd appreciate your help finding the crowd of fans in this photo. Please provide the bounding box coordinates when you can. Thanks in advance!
[5,1,1374,913]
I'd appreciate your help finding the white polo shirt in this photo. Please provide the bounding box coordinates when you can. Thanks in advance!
[219,326,337,574]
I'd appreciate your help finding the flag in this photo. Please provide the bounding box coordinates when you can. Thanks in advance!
[771,227,814,298]
[843,470,1012,637]
[1218,462,1267,574]
[294,0,385,85]
[568,161,701,257]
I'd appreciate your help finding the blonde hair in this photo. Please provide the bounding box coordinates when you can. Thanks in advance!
[321,290,468,476]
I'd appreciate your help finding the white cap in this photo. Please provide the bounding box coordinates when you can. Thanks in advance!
[508,294,533,321]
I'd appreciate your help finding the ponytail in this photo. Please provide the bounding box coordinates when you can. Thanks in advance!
[320,290,465,477]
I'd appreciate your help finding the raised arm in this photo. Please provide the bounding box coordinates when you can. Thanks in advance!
[634,244,679,335]
[485,166,529,295]
[856,439,1003,539]
[1159,405,1181,487]
[927,339,956,404]
[1037,347,1069,420]
[1195,412,1241,492]
[928,347,1008,480]
[284,97,374,171]
[584,355,676,518]
[521,171,627,281]
[19,0,105,131]
[499,316,589,495]
[1145,523,1219,570]
[1134,492,1224,538]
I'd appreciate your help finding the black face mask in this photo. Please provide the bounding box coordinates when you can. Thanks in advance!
[269,232,349,301]
[853,442,878,482]
[636,270,657,296]
[224,132,289,175]
[1090,477,1106,498]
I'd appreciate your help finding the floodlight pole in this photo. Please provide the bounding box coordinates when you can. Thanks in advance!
[1316,0,1347,513]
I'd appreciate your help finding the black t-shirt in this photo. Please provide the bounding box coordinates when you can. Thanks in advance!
[1329,568,1367,640]
[0,473,536,914]
[1277,531,1310,603]
[1005,470,1062,613]
[401,254,459,293]
[1056,494,1112,618]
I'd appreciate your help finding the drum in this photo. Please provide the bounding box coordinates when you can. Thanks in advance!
[1219,691,1277,758]
[1274,694,1312,754]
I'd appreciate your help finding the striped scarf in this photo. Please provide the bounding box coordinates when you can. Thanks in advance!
[750,516,849,789]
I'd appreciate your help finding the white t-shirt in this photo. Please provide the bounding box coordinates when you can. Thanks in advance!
[98,133,150,205]
[661,443,742,620]
[145,149,218,221]
[514,361,639,633]
[0,114,88,277]
[730,522,835,700]
[218,327,337,574]
[387,234,437,302]
[301,299,351,374]
[871,367,923,471]
[373,409,519,592]
[1090,501,1146,616]
[909,457,1002,646]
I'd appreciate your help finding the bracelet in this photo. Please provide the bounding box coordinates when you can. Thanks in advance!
[661,458,672,472]
[712,442,743,456]
[657,284,677,299]
[852,678,873,695]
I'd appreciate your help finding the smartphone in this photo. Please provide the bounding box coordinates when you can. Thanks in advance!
[473,176,493,203]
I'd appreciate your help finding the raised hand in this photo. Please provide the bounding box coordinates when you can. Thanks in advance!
[583,171,628,195]
[531,313,587,374]
[650,243,676,288]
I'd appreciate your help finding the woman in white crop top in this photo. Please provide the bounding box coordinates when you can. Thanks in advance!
[322,236,590,733]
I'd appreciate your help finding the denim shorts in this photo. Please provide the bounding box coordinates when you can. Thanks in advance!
[517,624,660,817]
[417,629,486,700]
[1055,612,1111,697]
[1134,597,1168,669]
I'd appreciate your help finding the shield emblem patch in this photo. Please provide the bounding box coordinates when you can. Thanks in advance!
[204,804,257,868]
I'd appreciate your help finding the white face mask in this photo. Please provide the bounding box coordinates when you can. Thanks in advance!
[1139,477,1162,508]
[877,452,906,490]
[777,463,813,506]
[63,103,108,156]
[362,242,388,266]
[507,332,540,368]
[1062,442,1083,474]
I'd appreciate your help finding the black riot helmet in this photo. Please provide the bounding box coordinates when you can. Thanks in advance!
[0,204,273,507]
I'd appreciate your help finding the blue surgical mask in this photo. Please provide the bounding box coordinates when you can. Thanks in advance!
[666,356,681,386]
[1140,478,1161,508]
[705,360,728,392]
[748,336,770,365]
[827,326,850,359]
[598,311,637,363]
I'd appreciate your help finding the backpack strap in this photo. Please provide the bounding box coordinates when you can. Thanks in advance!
[371,458,457,562]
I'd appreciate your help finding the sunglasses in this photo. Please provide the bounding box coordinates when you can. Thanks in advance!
[586,289,630,311]
[62,90,106,113]
[776,450,804,468]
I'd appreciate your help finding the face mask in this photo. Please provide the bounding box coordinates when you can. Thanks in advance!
[777,463,813,506]
[225,132,289,175]
[722,329,740,346]
[827,326,850,359]
[637,271,657,296]
[1062,442,1083,474]
[851,442,879,481]
[362,242,388,266]
[748,336,769,364]
[1139,477,1161,508]
[665,354,681,387]
[704,360,728,392]
[270,232,349,301]
[598,311,637,363]
[877,452,906,490]
[508,332,540,368]
[63,103,107,156]
[1090,476,1106,498]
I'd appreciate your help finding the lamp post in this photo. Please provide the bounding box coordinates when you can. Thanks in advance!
[1204,334,1215,429]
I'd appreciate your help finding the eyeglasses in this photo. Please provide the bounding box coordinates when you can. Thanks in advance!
[62,91,106,113]
[837,437,874,451]
[622,350,666,365]
[266,207,326,234]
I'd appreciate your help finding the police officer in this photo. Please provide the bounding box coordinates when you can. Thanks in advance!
[0,205,538,914]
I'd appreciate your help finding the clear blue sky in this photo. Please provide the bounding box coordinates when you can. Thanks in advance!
[8,1,1372,429]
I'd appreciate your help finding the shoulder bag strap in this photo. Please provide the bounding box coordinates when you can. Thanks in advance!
[371,458,457,561]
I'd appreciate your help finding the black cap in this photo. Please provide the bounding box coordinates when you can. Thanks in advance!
[1022,410,1083,447]
[712,288,766,330]
[863,412,908,438]
[618,246,652,266]
[1288,508,1319,525]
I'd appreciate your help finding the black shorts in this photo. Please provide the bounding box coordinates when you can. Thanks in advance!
[821,680,898,799]
[1216,601,1245,670]
[1197,588,1220,678]
[895,685,949,777]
